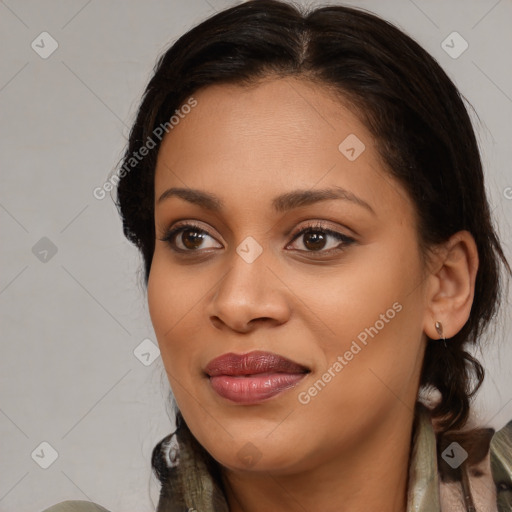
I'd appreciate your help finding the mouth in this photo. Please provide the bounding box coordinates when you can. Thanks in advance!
[204,350,310,404]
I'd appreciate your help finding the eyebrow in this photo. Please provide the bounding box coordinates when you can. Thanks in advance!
[157,186,375,215]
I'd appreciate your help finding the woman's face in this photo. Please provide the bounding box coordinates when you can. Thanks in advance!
[148,77,431,474]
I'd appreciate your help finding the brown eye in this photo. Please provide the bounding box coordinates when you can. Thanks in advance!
[158,221,355,256]
[288,224,355,254]
[159,223,222,252]
[302,231,328,251]
[180,228,207,250]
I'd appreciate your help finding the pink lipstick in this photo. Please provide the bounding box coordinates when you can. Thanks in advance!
[205,351,309,404]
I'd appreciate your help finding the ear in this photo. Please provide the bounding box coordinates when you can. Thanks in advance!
[423,230,479,340]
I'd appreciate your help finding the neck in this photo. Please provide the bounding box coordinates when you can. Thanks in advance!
[220,409,415,512]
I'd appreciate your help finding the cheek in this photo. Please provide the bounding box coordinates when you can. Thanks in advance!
[147,254,199,370]
[147,267,200,420]
[300,240,425,401]
[299,242,421,350]
[147,256,171,339]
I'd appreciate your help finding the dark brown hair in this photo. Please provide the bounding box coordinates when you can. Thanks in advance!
[114,0,510,494]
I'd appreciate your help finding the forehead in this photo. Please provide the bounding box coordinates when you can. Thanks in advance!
[154,77,413,220]
[158,77,366,160]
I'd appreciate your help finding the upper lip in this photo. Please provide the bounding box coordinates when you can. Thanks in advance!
[205,350,310,377]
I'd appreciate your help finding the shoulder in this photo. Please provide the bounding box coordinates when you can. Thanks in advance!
[490,419,512,509]
[41,500,111,512]
[490,418,512,473]
[491,418,512,453]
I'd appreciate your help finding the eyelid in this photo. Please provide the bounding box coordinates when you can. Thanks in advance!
[158,220,222,250]
[287,220,355,241]
[286,221,355,253]
[159,219,356,256]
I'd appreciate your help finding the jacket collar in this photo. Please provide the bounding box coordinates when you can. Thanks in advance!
[158,405,512,512]
[490,419,512,511]
[406,404,441,512]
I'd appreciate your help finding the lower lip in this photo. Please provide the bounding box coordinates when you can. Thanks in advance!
[209,373,307,403]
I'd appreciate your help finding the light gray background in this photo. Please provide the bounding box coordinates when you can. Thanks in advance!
[1,0,511,510]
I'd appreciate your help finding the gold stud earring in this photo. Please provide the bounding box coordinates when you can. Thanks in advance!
[435,321,448,349]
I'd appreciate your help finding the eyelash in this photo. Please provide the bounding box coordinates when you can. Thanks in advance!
[158,221,356,256]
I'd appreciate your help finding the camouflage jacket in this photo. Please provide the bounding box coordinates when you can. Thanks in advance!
[42,406,512,512]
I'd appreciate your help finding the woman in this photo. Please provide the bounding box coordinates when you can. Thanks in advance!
[43,1,512,511]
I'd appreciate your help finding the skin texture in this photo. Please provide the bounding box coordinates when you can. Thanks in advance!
[147,77,479,512]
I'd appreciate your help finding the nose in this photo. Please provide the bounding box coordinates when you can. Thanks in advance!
[207,249,291,334]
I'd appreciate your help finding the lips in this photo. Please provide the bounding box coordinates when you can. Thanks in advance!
[205,351,310,404]
[205,350,310,377]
